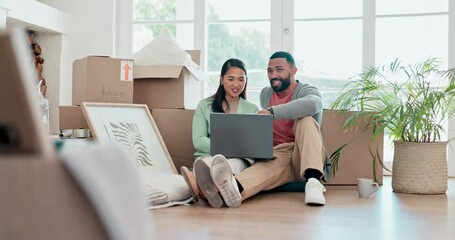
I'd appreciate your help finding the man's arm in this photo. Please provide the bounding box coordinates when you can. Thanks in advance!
[271,86,322,120]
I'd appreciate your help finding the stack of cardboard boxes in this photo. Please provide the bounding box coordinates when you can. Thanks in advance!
[134,50,202,172]
[58,51,202,171]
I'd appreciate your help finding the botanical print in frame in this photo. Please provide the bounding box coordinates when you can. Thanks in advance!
[81,102,177,174]
[104,119,154,167]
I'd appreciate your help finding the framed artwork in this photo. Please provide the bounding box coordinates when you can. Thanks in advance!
[81,102,177,174]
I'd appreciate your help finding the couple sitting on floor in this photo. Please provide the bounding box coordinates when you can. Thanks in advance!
[181,51,328,208]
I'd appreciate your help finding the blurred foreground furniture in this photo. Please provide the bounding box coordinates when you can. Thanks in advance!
[0,143,154,240]
[0,156,108,239]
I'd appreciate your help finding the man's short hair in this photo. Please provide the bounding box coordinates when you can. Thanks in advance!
[269,51,296,67]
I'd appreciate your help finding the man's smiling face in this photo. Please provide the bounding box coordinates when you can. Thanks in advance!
[267,58,293,92]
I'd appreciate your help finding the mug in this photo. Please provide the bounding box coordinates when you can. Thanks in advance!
[357,178,379,198]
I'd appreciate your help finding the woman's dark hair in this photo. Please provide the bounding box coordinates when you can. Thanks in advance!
[211,58,248,113]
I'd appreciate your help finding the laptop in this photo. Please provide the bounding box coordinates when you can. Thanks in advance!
[210,113,274,160]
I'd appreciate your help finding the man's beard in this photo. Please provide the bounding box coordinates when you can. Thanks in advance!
[270,73,291,92]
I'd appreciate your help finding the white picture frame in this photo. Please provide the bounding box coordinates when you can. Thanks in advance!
[81,102,177,174]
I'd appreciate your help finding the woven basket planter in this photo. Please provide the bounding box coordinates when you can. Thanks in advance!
[392,141,448,194]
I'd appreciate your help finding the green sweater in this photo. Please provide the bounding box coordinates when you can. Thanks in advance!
[192,97,259,159]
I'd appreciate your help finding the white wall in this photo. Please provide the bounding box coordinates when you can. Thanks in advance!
[9,0,68,34]
[449,0,455,177]
[0,0,10,27]
[53,0,116,106]
[3,0,116,133]
[0,9,6,28]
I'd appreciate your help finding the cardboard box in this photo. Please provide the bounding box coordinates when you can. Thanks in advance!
[133,50,202,109]
[59,105,89,129]
[72,56,134,105]
[151,108,196,172]
[322,110,384,185]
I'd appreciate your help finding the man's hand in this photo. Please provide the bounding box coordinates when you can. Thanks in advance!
[258,109,272,115]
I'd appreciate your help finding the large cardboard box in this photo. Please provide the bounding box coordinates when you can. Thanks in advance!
[151,108,196,172]
[151,108,383,185]
[72,56,134,105]
[59,105,89,129]
[322,110,383,185]
[133,50,202,109]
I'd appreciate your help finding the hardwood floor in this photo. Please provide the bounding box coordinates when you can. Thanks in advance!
[149,176,455,240]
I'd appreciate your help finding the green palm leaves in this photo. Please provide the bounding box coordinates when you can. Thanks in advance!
[329,58,455,177]
[331,58,455,143]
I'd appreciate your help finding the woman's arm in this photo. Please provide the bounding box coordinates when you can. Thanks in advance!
[192,101,211,154]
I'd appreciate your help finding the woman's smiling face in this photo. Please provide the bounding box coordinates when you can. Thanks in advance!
[220,67,247,101]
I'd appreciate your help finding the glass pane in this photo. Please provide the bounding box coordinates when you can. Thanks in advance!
[133,0,194,21]
[205,22,270,107]
[295,0,362,19]
[294,20,363,108]
[133,23,194,53]
[376,15,448,68]
[207,0,271,21]
[377,0,448,15]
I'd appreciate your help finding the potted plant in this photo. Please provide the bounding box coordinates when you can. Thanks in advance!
[330,58,455,194]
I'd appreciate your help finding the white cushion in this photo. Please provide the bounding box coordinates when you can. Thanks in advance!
[139,171,192,209]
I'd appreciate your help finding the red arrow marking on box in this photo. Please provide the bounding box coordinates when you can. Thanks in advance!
[123,63,131,81]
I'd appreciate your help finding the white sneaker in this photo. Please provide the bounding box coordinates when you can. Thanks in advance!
[211,154,241,208]
[305,178,326,206]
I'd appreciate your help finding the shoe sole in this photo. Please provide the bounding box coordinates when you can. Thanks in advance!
[194,160,224,208]
[305,198,326,206]
[304,180,326,206]
[180,166,199,202]
[211,155,241,208]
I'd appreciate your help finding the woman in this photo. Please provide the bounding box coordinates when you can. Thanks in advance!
[181,58,258,208]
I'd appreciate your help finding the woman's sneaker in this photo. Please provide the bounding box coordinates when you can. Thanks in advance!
[194,159,224,208]
[180,166,200,202]
[211,154,241,208]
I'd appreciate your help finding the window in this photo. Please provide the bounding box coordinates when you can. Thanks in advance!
[375,0,449,169]
[132,0,195,52]
[293,0,363,108]
[205,0,271,105]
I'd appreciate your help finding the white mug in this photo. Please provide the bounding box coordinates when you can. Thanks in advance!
[357,178,379,198]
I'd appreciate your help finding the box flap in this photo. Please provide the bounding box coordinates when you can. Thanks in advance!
[134,65,183,79]
[134,64,211,82]
[185,65,211,82]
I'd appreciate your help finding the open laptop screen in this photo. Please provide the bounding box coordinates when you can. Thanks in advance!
[210,113,273,160]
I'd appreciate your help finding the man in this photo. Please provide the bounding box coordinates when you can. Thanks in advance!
[210,51,327,207]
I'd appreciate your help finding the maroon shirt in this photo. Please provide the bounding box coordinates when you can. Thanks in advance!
[270,91,295,146]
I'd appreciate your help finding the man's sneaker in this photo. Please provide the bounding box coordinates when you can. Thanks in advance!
[194,159,224,208]
[304,178,326,206]
[211,154,241,208]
